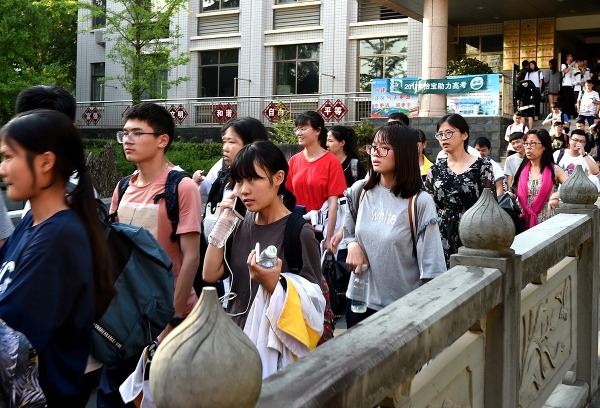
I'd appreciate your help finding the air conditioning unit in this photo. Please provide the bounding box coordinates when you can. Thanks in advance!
[95,30,105,45]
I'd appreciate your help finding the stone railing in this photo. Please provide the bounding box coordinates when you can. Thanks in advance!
[149,166,599,408]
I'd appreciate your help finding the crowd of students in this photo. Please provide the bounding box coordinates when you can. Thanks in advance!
[1,82,598,407]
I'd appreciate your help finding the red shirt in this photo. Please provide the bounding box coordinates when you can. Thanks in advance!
[286,151,347,212]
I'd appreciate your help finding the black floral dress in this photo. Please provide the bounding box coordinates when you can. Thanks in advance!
[424,158,495,266]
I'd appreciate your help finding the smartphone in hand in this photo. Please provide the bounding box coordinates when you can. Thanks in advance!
[232,196,247,219]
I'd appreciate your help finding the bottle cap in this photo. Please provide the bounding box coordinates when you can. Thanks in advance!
[265,245,278,259]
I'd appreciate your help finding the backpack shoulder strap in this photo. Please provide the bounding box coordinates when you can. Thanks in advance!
[153,170,191,243]
[556,149,565,167]
[109,175,133,222]
[283,209,307,274]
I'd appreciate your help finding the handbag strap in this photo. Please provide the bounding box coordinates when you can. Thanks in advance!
[408,192,419,258]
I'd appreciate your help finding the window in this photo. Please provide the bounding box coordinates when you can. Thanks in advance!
[199,49,239,97]
[456,35,503,73]
[274,44,320,95]
[91,63,105,101]
[357,0,405,22]
[141,69,168,100]
[359,37,407,92]
[202,0,239,12]
[92,0,106,28]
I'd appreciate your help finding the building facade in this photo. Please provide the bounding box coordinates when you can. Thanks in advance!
[76,0,600,130]
[76,0,427,129]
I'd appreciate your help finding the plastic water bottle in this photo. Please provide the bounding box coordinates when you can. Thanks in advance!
[207,208,240,248]
[350,264,369,313]
[257,245,278,269]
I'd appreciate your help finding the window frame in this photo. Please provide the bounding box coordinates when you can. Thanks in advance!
[358,36,408,92]
[198,49,239,98]
[274,43,320,95]
[92,0,106,28]
[456,35,503,73]
[91,62,105,101]
[201,0,240,12]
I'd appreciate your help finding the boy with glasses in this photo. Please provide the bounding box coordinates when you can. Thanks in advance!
[98,102,202,408]
[553,129,599,177]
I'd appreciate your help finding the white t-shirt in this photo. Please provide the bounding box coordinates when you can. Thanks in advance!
[578,90,600,116]
[505,123,528,151]
[553,149,589,176]
[561,64,575,86]
[525,71,543,88]
[488,158,504,182]
[436,145,481,163]
[503,154,524,178]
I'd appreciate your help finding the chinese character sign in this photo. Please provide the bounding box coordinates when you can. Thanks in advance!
[445,74,500,116]
[82,107,102,125]
[263,102,290,122]
[371,74,500,117]
[371,79,418,118]
[389,75,492,95]
[168,104,188,125]
[318,100,335,121]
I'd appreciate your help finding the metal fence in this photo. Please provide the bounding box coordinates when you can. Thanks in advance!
[76,92,373,129]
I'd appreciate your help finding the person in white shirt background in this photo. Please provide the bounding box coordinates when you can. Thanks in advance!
[504,112,528,157]
[576,80,600,127]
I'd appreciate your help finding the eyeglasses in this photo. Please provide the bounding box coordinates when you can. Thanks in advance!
[570,138,586,144]
[434,129,460,141]
[116,131,159,144]
[365,145,393,157]
[294,127,309,133]
[523,142,540,148]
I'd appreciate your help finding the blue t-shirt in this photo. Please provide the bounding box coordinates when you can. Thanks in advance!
[0,210,94,404]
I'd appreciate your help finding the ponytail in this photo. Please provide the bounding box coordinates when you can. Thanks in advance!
[69,170,116,319]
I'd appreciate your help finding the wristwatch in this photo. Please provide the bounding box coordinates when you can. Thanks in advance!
[583,152,588,157]
[169,316,184,327]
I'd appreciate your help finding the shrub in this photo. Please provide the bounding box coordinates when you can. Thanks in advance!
[84,139,222,179]
[351,120,375,170]
[269,117,297,144]
[447,57,493,76]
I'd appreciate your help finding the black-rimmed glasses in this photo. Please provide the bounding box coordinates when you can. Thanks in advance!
[434,129,460,141]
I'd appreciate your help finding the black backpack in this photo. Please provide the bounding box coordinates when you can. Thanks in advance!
[118,170,216,296]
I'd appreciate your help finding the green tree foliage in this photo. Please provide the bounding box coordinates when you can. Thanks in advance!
[0,0,77,123]
[268,117,297,144]
[83,0,190,104]
[447,57,493,76]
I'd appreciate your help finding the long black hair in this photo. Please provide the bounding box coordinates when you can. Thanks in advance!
[328,125,360,159]
[222,117,268,144]
[0,109,115,319]
[549,58,558,74]
[363,124,422,198]
[513,129,556,190]
[229,141,296,211]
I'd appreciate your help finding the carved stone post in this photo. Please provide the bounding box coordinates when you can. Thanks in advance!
[556,165,600,399]
[150,287,263,408]
[453,188,520,408]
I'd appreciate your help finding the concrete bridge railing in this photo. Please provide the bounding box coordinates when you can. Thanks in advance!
[257,166,600,408]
